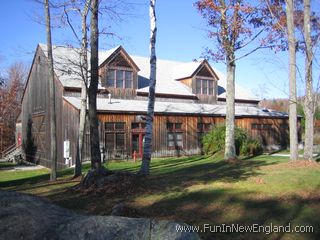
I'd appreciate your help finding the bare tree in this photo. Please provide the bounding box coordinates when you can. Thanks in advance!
[45,0,58,180]
[76,0,91,176]
[88,0,102,170]
[264,0,320,159]
[62,0,92,177]
[139,0,157,176]
[286,0,298,161]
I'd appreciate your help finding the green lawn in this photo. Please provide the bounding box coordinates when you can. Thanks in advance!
[1,155,319,240]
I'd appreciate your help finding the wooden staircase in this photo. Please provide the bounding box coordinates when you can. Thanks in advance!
[0,144,23,163]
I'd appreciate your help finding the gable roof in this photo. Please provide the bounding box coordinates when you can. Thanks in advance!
[38,44,258,102]
[99,45,140,71]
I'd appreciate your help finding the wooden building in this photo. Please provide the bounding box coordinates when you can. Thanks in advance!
[19,44,292,169]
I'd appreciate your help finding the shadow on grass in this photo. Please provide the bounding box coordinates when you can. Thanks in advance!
[29,155,319,239]
[137,188,320,240]
[147,155,276,191]
[0,162,17,170]
[0,173,50,188]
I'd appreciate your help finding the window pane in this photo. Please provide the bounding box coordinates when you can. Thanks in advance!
[175,123,182,129]
[252,124,261,130]
[116,70,124,88]
[209,81,213,95]
[177,140,183,147]
[197,123,203,130]
[106,133,114,150]
[202,80,207,94]
[176,133,183,140]
[168,133,174,140]
[168,140,174,147]
[196,79,201,94]
[167,123,174,130]
[263,124,271,130]
[105,123,114,131]
[125,71,133,88]
[106,70,115,87]
[131,123,139,129]
[116,133,125,149]
[125,80,132,89]
[115,122,125,130]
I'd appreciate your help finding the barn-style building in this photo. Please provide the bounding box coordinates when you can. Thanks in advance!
[19,44,291,169]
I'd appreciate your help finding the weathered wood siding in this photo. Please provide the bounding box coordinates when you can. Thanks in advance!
[21,46,65,168]
[235,117,291,147]
[61,99,80,168]
[97,113,290,159]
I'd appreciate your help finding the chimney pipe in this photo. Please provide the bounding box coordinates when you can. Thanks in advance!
[108,93,112,104]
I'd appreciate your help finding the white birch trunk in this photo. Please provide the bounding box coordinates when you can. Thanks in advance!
[139,0,157,175]
[45,0,57,180]
[286,0,298,161]
[74,0,91,177]
[303,0,314,160]
[224,58,236,160]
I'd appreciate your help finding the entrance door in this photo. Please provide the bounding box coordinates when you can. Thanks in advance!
[132,133,145,158]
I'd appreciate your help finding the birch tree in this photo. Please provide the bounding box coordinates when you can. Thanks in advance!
[265,0,320,160]
[303,0,314,160]
[62,0,91,177]
[196,0,269,161]
[286,0,298,161]
[76,0,91,175]
[139,0,157,175]
[88,0,102,170]
[45,0,58,180]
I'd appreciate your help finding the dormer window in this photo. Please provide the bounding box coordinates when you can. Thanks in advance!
[106,69,133,89]
[196,78,214,95]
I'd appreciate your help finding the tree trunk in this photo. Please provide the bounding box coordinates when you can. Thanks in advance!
[88,0,101,169]
[74,78,87,176]
[224,57,236,160]
[286,0,298,161]
[303,0,314,160]
[45,0,57,180]
[139,0,157,176]
[74,0,91,177]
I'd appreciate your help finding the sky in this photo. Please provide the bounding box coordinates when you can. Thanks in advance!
[0,0,318,99]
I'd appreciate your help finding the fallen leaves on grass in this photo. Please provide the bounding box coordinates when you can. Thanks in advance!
[74,171,148,196]
[263,160,320,170]
[251,177,265,184]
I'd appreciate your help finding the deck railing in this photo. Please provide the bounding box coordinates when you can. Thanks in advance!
[0,143,21,160]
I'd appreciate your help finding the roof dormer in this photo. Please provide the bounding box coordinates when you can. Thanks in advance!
[99,46,140,91]
[177,60,219,103]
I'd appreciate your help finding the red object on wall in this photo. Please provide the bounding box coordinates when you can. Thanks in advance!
[17,133,21,146]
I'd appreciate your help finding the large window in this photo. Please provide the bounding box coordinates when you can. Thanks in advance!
[105,122,126,150]
[167,123,183,148]
[196,78,214,95]
[106,69,133,89]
